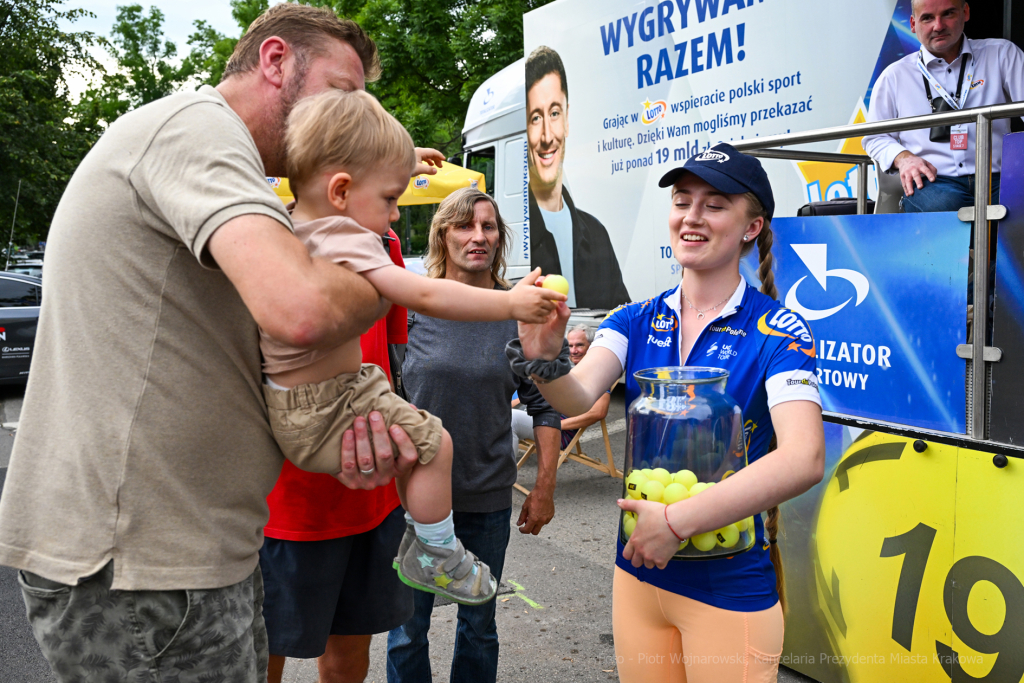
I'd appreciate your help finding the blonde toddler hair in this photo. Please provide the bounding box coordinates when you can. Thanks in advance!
[285,89,417,197]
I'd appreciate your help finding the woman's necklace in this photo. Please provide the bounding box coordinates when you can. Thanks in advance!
[681,290,731,320]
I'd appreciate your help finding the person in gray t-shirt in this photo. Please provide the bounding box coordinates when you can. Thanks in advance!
[387,188,562,683]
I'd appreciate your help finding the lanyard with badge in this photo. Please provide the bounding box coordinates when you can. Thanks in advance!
[917,49,972,150]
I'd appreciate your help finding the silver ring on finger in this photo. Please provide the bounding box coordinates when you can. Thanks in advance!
[359,468,375,475]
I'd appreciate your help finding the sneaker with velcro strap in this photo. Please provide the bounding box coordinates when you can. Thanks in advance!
[393,522,415,570]
[396,537,497,606]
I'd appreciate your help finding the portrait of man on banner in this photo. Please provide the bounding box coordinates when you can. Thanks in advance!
[526,45,630,310]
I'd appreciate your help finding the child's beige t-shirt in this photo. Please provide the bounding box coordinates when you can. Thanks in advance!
[261,215,393,374]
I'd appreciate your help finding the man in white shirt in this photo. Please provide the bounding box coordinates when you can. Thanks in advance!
[863,0,1024,212]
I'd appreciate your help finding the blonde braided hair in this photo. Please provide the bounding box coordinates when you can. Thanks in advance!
[741,192,787,613]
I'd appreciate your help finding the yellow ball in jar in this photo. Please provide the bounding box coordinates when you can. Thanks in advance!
[672,469,698,489]
[639,480,665,502]
[649,468,672,487]
[622,513,637,538]
[624,470,648,500]
[716,524,740,548]
[692,532,718,552]
[662,483,690,505]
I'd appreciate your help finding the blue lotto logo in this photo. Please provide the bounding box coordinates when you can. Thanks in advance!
[640,98,667,125]
[651,312,678,332]
[414,177,430,189]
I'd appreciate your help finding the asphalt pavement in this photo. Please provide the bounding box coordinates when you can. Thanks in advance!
[0,385,818,683]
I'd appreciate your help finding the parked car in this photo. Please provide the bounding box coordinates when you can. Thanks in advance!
[0,272,41,383]
[7,259,43,279]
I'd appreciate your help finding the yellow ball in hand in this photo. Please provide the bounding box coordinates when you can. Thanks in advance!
[540,274,570,296]
[622,513,637,538]
[662,483,690,505]
[639,480,665,503]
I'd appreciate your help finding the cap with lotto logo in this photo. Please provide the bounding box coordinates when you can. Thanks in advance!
[658,143,775,221]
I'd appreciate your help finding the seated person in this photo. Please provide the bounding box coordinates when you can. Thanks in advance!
[260,89,564,606]
[512,324,610,451]
[862,0,1024,212]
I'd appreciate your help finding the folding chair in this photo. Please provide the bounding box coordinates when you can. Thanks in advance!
[513,380,623,495]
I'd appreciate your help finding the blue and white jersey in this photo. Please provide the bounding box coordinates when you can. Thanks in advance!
[593,279,820,611]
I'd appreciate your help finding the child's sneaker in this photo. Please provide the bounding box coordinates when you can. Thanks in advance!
[396,537,497,606]
[393,522,415,570]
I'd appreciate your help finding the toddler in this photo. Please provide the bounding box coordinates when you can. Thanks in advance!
[260,89,564,605]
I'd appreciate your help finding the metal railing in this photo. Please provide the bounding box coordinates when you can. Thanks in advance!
[730,101,1024,442]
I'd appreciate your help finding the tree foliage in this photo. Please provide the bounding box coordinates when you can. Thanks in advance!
[75,5,195,128]
[0,0,99,244]
[305,0,556,156]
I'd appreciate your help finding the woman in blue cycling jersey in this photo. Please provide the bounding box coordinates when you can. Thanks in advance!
[512,143,825,682]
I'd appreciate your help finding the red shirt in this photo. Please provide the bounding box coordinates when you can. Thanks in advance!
[264,230,407,541]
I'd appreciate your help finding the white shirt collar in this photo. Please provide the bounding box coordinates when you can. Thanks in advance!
[921,35,972,65]
[667,278,747,321]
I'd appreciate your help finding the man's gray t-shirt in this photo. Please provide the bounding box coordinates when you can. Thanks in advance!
[0,86,291,590]
[403,307,560,513]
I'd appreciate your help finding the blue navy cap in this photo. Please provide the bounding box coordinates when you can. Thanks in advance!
[658,143,775,221]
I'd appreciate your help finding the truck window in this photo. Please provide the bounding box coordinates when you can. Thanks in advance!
[465,147,495,197]
[0,278,40,307]
[504,139,525,199]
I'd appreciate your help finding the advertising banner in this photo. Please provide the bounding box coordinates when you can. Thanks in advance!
[523,0,916,308]
[780,424,1024,683]
[768,213,969,433]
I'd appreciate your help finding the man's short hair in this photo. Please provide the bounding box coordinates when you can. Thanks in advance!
[223,4,380,82]
[567,323,594,344]
[525,45,568,100]
[285,90,416,194]
[911,0,966,15]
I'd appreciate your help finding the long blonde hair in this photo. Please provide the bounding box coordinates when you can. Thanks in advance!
[424,188,511,287]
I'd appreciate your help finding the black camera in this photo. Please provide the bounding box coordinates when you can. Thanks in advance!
[929,96,954,143]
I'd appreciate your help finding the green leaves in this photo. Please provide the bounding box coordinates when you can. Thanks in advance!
[0,0,100,244]
[301,0,556,156]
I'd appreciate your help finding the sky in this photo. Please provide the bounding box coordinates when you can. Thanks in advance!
[58,0,254,98]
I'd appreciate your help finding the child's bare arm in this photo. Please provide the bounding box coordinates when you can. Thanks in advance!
[364,266,565,323]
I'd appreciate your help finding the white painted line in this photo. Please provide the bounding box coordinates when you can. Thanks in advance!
[580,418,625,443]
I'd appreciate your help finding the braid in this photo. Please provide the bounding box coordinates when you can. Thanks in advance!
[757,225,777,301]
[747,194,786,611]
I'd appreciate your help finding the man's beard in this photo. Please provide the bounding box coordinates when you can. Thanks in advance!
[262,64,307,177]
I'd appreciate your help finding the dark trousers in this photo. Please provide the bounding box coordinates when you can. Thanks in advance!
[386,507,512,683]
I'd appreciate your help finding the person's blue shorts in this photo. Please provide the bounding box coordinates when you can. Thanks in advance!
[259,505,414,658]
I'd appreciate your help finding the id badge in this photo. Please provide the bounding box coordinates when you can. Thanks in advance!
[950,124,968,150]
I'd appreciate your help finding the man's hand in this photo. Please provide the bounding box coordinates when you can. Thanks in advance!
[893,151,938,196]
[518,424,559,534]
[518,487,554,535]
[336,412,419,490]
[414,148,445,177]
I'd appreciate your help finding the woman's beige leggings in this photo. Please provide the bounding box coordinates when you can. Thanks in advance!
[612,567,784,683]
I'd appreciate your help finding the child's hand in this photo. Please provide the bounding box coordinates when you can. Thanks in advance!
[509,268,566,323]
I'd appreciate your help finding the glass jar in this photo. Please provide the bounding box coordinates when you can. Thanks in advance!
[619,367,754,559]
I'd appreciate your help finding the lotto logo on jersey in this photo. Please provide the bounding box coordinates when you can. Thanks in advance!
[651,313,678,332]
[757,310,816,357]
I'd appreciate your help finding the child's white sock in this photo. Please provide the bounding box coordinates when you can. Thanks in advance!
[414,512,458,551]
[404,511,415,526]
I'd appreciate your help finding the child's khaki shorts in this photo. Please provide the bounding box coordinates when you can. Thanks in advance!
[262,364,443,474]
